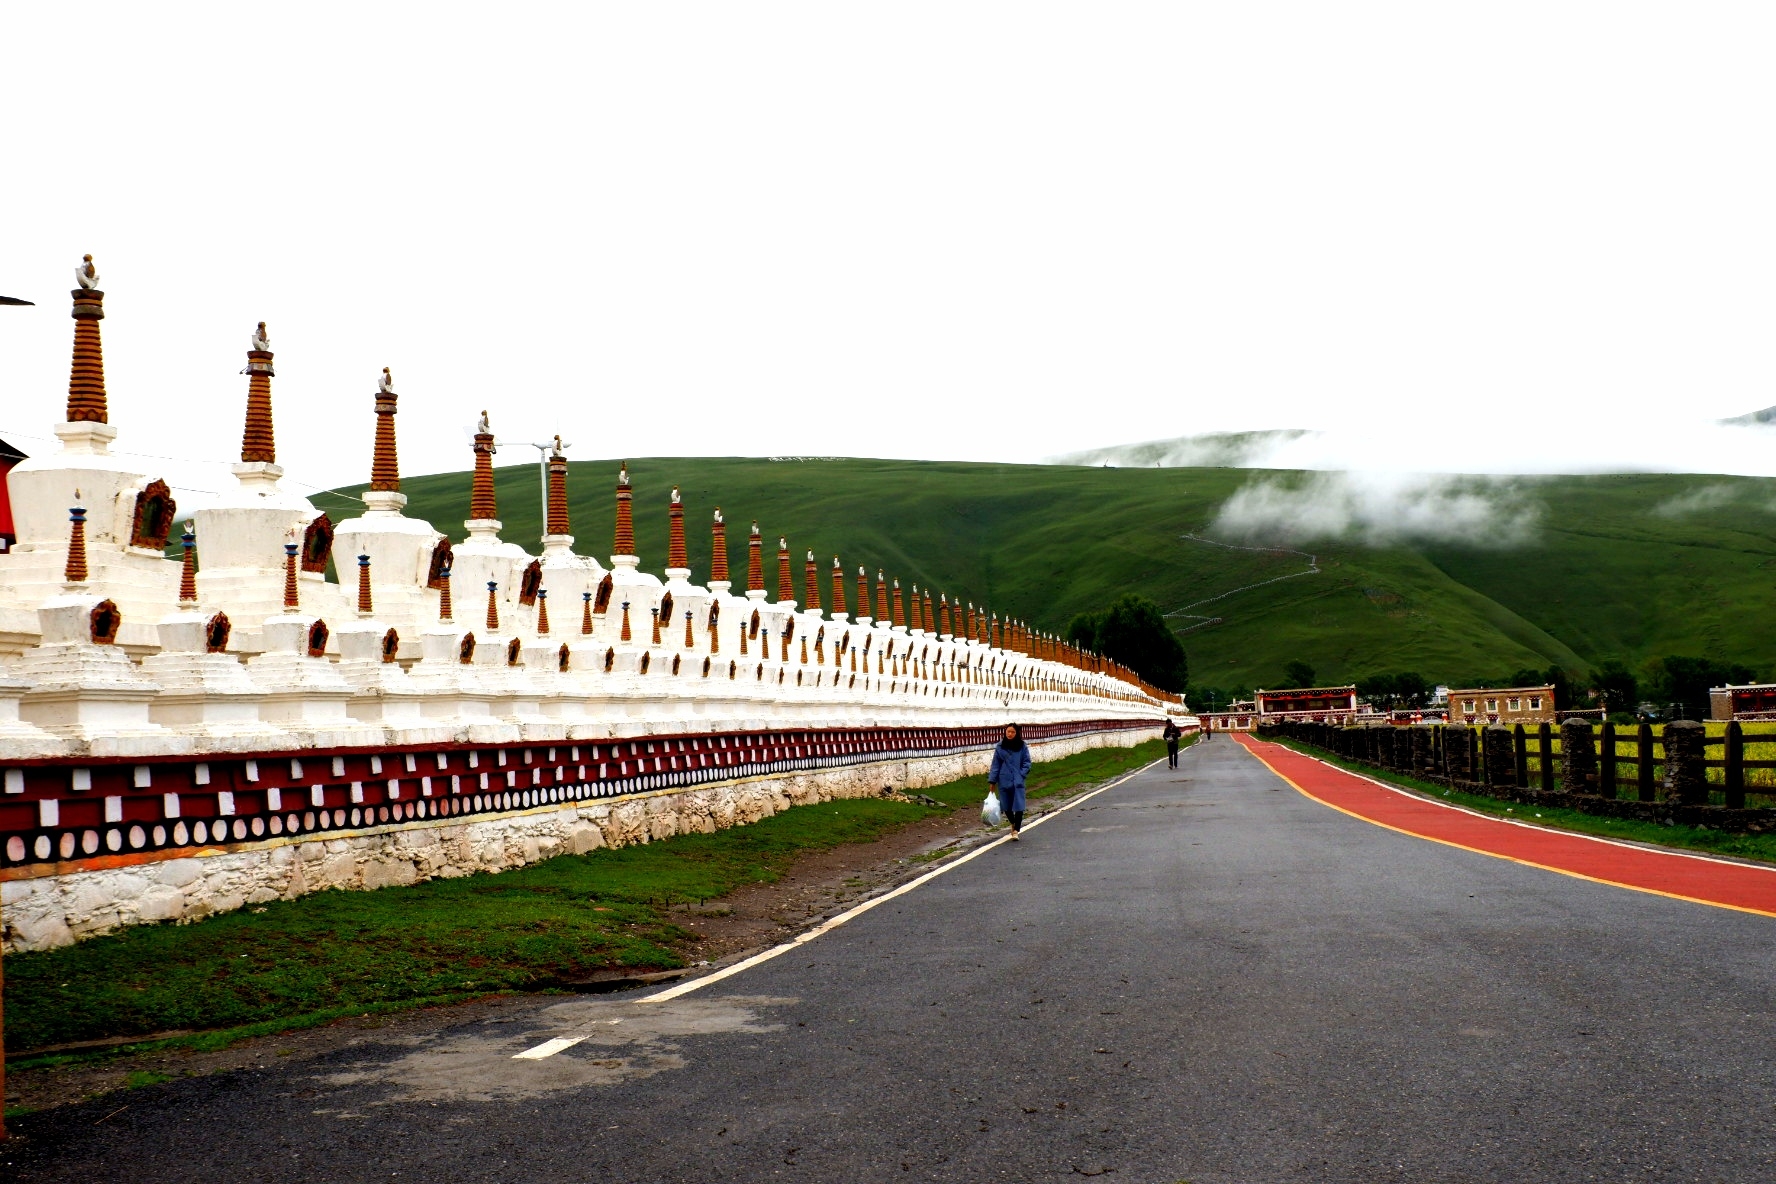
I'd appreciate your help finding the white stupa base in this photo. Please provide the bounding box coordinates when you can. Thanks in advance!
[140,635,293,747]
[0,674,69,759]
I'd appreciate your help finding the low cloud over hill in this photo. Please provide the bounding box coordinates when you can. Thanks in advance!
[1209,472,1541,548]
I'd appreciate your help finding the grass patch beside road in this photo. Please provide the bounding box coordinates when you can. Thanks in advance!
[6,738,1167,1062]
[1267,737,1776,865]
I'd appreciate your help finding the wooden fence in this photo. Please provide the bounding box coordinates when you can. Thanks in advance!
[1258,718,1776,830]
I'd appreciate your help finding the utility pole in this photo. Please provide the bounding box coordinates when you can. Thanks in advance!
[502,436,570,538]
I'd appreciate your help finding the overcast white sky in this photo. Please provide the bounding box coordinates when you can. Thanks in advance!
[4,4,1774,505]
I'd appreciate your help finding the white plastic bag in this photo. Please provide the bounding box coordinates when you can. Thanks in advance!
[982,790,1003,827]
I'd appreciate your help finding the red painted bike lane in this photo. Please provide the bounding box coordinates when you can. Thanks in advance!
[1233,734,1776,919]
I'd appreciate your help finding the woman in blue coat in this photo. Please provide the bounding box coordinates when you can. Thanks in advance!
[988,724,1033,839]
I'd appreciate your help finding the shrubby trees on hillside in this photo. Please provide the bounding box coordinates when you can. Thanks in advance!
[1588,660,1639,716]
[1645,656,1756,720]
[1357,671,1431,710]
[1065,593,1188,693]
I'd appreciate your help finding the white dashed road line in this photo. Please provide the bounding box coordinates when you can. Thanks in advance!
[637,752,1175,1005]
[508,747,1189,1058]
[512,1036,589,1060]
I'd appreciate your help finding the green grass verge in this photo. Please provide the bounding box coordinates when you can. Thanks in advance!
[1268,737,1776,865]
[5,738,1167,1064]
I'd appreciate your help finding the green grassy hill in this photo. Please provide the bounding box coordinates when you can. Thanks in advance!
[316,459,1776,699]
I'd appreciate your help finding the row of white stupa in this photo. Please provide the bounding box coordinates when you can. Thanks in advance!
[0,259,1167,760]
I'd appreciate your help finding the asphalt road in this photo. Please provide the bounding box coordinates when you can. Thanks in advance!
[8,734,1776,1182]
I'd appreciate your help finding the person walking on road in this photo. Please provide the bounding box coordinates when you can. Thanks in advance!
[1163,719,1182,768]
[989,724,1032,840]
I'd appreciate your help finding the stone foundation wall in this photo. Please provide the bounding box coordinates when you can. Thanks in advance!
[2,726,1160,953]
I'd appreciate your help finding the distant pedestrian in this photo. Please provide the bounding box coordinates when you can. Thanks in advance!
[988,724,1032,840]
[1163,719,1182,768]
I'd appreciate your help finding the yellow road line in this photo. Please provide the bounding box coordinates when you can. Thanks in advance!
[1237,740,1776,921]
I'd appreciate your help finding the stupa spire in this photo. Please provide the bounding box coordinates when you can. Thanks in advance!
[370,368,401,491]
[178,522,198,605]
[469,411,498,521]
[241,322,276,463]
[856,567,869,620]
[437,559,454,622]
[64,500,89,584]
[282,541,300,611]
[667,486,688,571]
[355,554,373,616]
[747,522,764,592]
[876,571,889,623]
[66,255,107,423]
[803,550,821,612]
[939,595,952,637]
[484,581,500,632]
[581,591,593,635]
[777,537,794,603]
[613,463,635,557]
[710,509,729,584]
[536,589,550,635]
[831,557,847,616]
[891,579,905,628]
[544,435,569,536]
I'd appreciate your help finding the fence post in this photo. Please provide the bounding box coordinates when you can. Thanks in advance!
[1559,719,1596,796]
[1445,726,1469,783]
[1537,722,1555,792]
[1724,720,1745,810]
[1484,725,1513,791]
[1637,721,1655,802]
[1663,720,1707,806]
[1409,726,1431,778]
[1598,721,1617,800]
[1513,724,1529,788]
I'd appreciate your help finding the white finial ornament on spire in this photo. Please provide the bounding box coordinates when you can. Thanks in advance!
[251,322,270,351]
[379,367,395,394]
[671,485,682,505]
[75,254,100,289]
[477,408,490,433]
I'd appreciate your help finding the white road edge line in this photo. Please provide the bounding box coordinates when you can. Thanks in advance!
[512,1035,589,1060]
[637,750,1181,1004]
